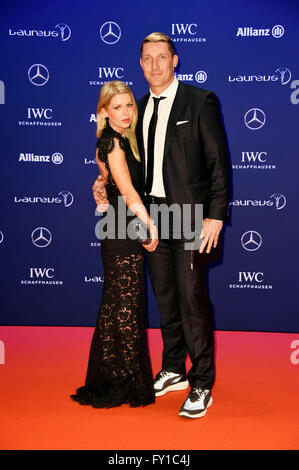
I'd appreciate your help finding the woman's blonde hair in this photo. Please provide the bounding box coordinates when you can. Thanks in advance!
[96,81,140,162]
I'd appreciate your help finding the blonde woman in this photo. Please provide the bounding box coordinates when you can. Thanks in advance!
[71,81,158,408]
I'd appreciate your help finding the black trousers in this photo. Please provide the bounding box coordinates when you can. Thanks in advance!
[145,218,215,390]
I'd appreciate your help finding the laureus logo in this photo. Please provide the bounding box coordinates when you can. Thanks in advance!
[230,193,286,210]
[270,193,286,210]
[228,67,291,85]
[14,191,74,207]
[8,23,71,41]
[58,191,74,207]
[275,67,291,85]
[55,24,71,41]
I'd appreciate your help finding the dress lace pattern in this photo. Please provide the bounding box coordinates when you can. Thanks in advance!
[71,123,155,408]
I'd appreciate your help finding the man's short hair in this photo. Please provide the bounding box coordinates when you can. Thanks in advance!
[140,32,176,57]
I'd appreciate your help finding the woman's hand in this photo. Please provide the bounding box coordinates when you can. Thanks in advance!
[142,223,159,252]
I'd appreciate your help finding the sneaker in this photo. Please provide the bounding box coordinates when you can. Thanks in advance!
[179,387,213,418]
[154,370,189,397]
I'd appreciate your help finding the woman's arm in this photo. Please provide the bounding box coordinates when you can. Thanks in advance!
[96,149,108,184]
[91,150,109,211]
[107,138,158,251]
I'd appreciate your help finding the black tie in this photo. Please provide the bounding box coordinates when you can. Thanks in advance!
[145,96,166,195]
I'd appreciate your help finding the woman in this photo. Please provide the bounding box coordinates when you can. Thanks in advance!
[71,81,158,408]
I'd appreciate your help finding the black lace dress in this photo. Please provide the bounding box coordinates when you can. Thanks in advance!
[71,123,155,408]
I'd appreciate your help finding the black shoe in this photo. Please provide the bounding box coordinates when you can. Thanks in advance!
[179,387,213,418]
[154,370,189,397]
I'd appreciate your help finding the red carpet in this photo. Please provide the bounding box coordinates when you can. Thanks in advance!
[0,326,298,450]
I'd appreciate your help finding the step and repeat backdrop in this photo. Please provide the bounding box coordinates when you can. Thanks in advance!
[1,0,299,332]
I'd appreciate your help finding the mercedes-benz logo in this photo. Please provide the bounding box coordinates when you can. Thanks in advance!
[55,23,72,41]
[241,230,263,251]
[31,227,52,248]
[28,64,49,86]
[0,231,3,244]
[270,193,287,210]
[58,191,74,207]
[244,108,266,130]
[100,21,121,44]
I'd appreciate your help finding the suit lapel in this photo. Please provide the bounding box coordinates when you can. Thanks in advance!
[163,81,187,162]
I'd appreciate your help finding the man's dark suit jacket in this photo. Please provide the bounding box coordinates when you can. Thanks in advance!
[136,81,230,227]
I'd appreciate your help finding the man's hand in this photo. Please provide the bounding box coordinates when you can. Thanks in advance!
[199,218,223,253]
[92,175,109,212]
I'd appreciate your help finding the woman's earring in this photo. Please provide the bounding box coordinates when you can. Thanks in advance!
[105,116,109,124]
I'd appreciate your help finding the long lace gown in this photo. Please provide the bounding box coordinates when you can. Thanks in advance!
[71,123,155,408]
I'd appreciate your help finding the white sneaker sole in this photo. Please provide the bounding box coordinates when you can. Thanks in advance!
[155,380,189,397]
[179,396,213,418]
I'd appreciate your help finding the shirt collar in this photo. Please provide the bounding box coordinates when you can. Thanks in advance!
[149,78,179,100]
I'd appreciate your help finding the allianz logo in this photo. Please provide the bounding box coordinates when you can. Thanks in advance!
[228,67,291,85]
[175,71,207,83]
[236,25,284,38]
[19,152,63,164]
[230,193,286,210]
[8,24,71,41]
[14,191,74,207]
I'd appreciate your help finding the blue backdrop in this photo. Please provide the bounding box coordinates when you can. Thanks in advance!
[1,0,299,332]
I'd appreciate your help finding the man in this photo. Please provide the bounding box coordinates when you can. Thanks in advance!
[93,32,230,418]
